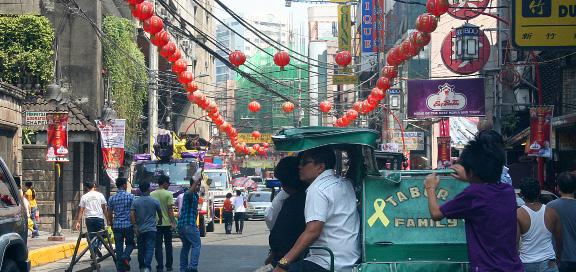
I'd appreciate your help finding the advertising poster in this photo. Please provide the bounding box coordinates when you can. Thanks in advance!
[96,119,126,181]
[46,112,69,162]
[527,106,553,158]
[437,136,452,169]
[407,78,485,118]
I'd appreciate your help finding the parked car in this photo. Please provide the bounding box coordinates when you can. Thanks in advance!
[245,191,272,220]
[0,156,30,272]
[515,189,558,207]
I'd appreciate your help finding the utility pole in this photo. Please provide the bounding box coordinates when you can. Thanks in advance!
[148,0,158,156]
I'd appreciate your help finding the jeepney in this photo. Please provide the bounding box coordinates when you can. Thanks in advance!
[272,127,469,272]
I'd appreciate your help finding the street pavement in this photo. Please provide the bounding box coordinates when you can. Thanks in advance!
[33,219,271,272]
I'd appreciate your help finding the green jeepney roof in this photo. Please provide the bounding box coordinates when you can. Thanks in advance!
[272,126,379,152]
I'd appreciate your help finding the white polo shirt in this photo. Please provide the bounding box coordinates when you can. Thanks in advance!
[304,170,360,271]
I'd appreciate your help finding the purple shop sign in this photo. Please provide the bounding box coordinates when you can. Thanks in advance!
[407,78,485,118]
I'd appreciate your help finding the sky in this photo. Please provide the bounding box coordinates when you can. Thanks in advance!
[215,0,314,25]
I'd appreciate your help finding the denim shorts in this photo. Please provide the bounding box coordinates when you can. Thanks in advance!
[523,259,559,272]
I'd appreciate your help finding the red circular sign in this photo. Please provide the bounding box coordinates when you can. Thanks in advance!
[447,0,490,20]
[440,29,491,75]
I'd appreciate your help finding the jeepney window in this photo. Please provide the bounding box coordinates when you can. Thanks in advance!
[335,150,350,178]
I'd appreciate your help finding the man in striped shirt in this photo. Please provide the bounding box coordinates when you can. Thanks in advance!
[107,178,135,272]
[177,173,202,272]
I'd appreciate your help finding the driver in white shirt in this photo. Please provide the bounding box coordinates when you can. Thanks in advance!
[273,146,360,272]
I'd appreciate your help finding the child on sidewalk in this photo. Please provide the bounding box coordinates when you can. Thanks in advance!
[131,182,162,272]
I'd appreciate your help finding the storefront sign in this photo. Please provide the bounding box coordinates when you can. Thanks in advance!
[383,131,425,152]
[238,133,272,144]
[361,0,385,52]
[24,111,47,126]
[512,0,576,49]
[527,106,553,158]
[407,78,485,118]
[96,119,126,181]
[437,136,452,169]
[448,0,491,19]
[46,112,69,162]
[441,29,491,75]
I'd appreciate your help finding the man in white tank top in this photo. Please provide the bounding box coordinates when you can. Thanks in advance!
[517,180,558,272]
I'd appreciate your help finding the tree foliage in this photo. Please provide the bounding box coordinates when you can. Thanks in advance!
[102,16,148,150]
[0,15,54,91]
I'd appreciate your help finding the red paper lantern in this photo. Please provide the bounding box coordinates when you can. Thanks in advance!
[273,51,290,69]
[376,77,390,90]
[178,71,194,84]
[127,0,144,4]
[252,131,261,139]
[168,49,181,63]
[386,47,403,66]
[253,144,261,151]
[353,101,363,113]
[371,87,386,100]
[199,98,210,109]
[187,92,195,102]
[160,42,176,59]
[410,31,431,48]
[131,4,142,19]
[341,116,351,126]
[282,101,295,113]
[229,50,246,67]
[214,116,224,126]
[335,118,344,127]
[248,101,261,113]
[382,66,398,79]
[335,51,352,67]
[171,59,187,74]
[143,16,164,35]
[150,30,170,47]
[219,122,230,132]
[362,100,374,113]
[135,1,154,21]
[185,82,198,93]
[258,148,267,156]
[262,142,270,148]
[367,94,380,106]
[192,91,204,103]
[416,13,438,33]
[401,39,420,57]
[346,109,359,120]
[319,101,332,113]
[426,0,449,17]
[229,128,238,138]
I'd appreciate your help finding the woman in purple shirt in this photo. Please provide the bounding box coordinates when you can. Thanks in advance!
[424,130,524,272]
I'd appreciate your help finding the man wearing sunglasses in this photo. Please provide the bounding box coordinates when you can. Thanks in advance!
[273,146,360,272]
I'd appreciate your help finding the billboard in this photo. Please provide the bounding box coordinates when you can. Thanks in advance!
[96,119,126,181]
[407,78,485,118]
[361,0,385,52]
[527,106,553,158]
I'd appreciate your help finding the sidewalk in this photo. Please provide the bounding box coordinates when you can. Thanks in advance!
[27,229,88,267]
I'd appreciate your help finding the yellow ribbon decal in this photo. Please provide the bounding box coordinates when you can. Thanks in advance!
[367,199,389,227]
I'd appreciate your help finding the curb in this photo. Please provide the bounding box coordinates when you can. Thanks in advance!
[29,241,88,267]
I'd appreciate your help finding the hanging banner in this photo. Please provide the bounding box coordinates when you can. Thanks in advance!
[437,136,452,169]
[407,78,485,118]
[361,0,385,52]
[96,119,126,181]
[527,106,553,158]
[338,4,352,51]
[46,112,70,162]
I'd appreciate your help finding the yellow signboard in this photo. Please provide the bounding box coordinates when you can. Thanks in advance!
[333,74,358,85]
[512,0,576,48]
[238,133,272,144]
[330,0,356,3]
[338,5,351,51]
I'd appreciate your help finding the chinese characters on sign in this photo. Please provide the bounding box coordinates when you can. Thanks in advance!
[512,0,576,48]
[46,112,69,162]
[407,78,485,118]
[96,119,126,181]
[527,106,553,158]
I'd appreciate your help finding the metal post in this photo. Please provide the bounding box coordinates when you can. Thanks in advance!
[53,162,62,236]
[148,0,159,156]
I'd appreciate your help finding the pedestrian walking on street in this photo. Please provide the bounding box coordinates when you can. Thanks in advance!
[223,193,234,234]
[265,156,307,269]
[424,130,523,271]
[24,180,40,238]
[178,172,202,272]
[107,177,135,272]
[273,147,360,272]
[232,190,247,234]
[545,172,576,272]
[517,180,558,272]
[75,181,108,256]
[131,182,162,272]
[151,175,176,272]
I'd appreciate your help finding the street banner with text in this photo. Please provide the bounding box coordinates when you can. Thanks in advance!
[238,133,272,144]
[46,112,69,162]
[407,78,485,118]
[527,106,553,158]
[96,119,126,181]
